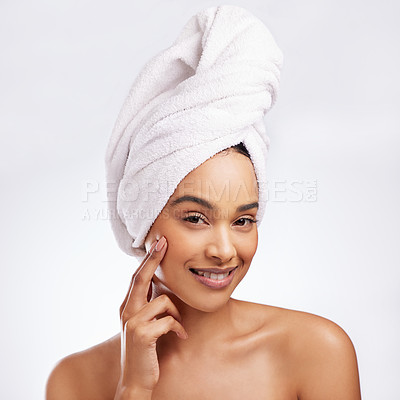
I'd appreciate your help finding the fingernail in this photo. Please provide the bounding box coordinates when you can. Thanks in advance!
[177,331,188,340]
[156,236,166,252]
[148,240,157,254]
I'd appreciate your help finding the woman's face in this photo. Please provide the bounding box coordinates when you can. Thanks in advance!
[144,150,259,312]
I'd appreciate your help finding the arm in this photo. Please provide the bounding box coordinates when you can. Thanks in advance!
[295,317,361,400]
[46,356,80,400]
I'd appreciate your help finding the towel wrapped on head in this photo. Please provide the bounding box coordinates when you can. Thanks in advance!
[105,5,283,259]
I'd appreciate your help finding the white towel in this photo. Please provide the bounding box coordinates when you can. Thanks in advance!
[105,5,283,259]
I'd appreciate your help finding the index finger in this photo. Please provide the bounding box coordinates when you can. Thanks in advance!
[119,239,157,315]
[121,236,167,316]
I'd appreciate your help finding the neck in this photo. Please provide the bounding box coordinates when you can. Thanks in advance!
[150,281,238,360]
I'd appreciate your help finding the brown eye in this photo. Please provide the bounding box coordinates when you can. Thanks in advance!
[183,213,206,224]
[235,217,257,226]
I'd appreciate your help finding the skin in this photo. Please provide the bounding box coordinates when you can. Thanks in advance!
[46,150,362,400]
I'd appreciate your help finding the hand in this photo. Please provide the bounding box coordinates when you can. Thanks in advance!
[114,236,188,399]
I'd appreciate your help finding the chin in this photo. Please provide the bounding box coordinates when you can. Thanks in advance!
[182,297,233,314]
[184,293,233,313]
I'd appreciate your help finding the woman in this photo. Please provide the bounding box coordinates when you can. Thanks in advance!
[46,5,361,400]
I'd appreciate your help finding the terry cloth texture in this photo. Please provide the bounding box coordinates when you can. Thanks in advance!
[105,5,283,259]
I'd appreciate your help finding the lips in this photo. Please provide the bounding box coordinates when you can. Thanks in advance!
[189,266,238,289]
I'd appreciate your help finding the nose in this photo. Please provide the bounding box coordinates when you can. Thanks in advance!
[204,225,237,264]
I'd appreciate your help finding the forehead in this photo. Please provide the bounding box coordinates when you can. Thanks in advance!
[169,151,258,204]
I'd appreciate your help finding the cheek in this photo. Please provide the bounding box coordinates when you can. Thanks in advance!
[153,225,195,277]
[239,229,258,263]
[163,225,196,260]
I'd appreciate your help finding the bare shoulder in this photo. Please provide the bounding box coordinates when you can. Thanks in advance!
[280,307,358,358]
[46,334,121,400]
[246,302,362,400]
[238,300,358,354]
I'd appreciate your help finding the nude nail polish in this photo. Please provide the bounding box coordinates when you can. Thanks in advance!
[155,236,166,251]
[148,240,157,254]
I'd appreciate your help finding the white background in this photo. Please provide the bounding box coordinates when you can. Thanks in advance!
[1,0,399,399]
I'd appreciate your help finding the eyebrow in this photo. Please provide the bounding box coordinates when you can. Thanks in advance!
[170,195,259,213]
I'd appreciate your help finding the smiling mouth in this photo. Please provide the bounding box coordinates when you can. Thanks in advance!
[189,267,237,281]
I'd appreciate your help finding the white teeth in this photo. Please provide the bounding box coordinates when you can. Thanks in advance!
[218,273,229,280]
[194,270,229,280]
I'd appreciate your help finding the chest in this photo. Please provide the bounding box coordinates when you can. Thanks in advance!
[151,348,296,400]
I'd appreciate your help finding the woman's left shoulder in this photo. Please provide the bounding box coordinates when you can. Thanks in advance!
[273,306,357,358]
[248,302,361,399]
[239,300,355,350]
